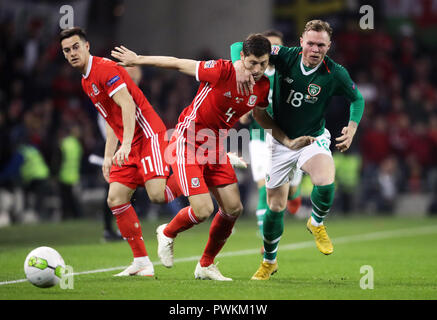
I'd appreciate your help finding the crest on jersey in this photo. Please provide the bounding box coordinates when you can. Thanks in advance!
[247,94,258,107]
[308,83,321,96]
[271,45,280,55]
[204,60,217,69]
[92,83,100,95]
[191,177,200,188]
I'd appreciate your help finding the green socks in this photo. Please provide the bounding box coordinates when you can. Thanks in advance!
[310,183,335,224]
[262,208,284,262]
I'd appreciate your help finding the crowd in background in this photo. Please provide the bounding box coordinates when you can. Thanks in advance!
[1,2,436,225]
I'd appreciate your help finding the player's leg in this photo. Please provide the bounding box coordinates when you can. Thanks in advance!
[299,130,335,255]
[107,182,154,276]
[202,183,243,265]
[142,131,182,204]
[193,182,242,281]
[156,192,214,268]
[144,176,182,204]
[263,184,289,262]
[248,139,270,238]
[252,134,297,280]
[287,169,303,215]
[251,184,288,280]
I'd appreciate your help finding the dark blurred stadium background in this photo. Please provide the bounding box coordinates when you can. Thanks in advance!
[0,0,436,227]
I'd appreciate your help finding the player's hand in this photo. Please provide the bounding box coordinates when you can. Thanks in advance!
[112,143,131,167]
[286,136,316,150]
[234,60,255,96]
[111,46,138,67]
[335,125,357,152]
[102,157,112,183]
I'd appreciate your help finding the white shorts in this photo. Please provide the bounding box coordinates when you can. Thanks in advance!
[265,129,332,189]
[248,139,269,182]
[249,136,304,186]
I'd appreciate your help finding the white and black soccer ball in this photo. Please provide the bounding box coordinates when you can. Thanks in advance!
[24,246,65,288]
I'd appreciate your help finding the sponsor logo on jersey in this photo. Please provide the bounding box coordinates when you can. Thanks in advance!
[223,91,232,98]
[284,77,294,84]
[247,94,257,107]
[191,177,200,188]
[304,95,318,104]
[204,60,217,69]
[235,97,244,104]
[308,83,321,96]
[107,75,120,87]
[271,45,280,55]
[92,83,100,95]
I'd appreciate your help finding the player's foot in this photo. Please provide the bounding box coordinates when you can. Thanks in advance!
[306,218,333,255]
[114,260,154,277]
[251,261,278,280]
[194,262,232,281]
[287,196,302,215]
[156,224,174,268]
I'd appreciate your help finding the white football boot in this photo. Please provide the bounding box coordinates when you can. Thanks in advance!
[156,224,174,268]
[194,262,232,281]
[114,260,154,277]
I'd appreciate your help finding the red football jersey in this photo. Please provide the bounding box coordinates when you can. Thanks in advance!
[81,55,166,146]
[175,59,270,138]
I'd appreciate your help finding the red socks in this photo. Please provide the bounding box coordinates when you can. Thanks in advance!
[111,203,147,258]
[163,206,200,238]
[200,210,237,267]
[163,206,238,267]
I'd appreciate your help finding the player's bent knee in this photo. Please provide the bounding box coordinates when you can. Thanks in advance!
[107,195,129,208]
[147,190,166,204]
[191,203,214,221]
[268,199,287,212]
[224,203,243,218]
[311,175,335,186]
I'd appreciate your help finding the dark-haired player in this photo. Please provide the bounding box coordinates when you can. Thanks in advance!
[112,34,314,280]
[60,27,182,277]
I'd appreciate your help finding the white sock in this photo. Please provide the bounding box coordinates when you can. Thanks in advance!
[263,258,276,264]
[311,216,324,227]
[134,256,150,266]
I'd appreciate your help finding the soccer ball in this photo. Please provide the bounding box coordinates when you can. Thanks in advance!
[24,246,65,288]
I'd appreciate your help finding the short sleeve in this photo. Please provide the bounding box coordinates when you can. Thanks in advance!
[196,59,224,86]
[98,65,127,97]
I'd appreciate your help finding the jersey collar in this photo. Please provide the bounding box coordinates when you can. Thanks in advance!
[82,55,93,79]
[264,66,275,77]
[299,55,322,76]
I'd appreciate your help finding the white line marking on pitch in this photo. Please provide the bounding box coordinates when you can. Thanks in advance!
[1,224,437,286]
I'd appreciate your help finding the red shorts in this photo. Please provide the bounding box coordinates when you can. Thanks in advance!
[109,131,170,189]
[169,132,238,197]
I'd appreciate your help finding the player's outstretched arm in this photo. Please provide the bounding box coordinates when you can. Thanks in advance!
[111,46,197,77]
[253,106,315,150]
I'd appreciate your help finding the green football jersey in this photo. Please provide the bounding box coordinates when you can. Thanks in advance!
[269,45,360,139]
[249,67,274,141]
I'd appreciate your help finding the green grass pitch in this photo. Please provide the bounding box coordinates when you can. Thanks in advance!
[1,214,437,300]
